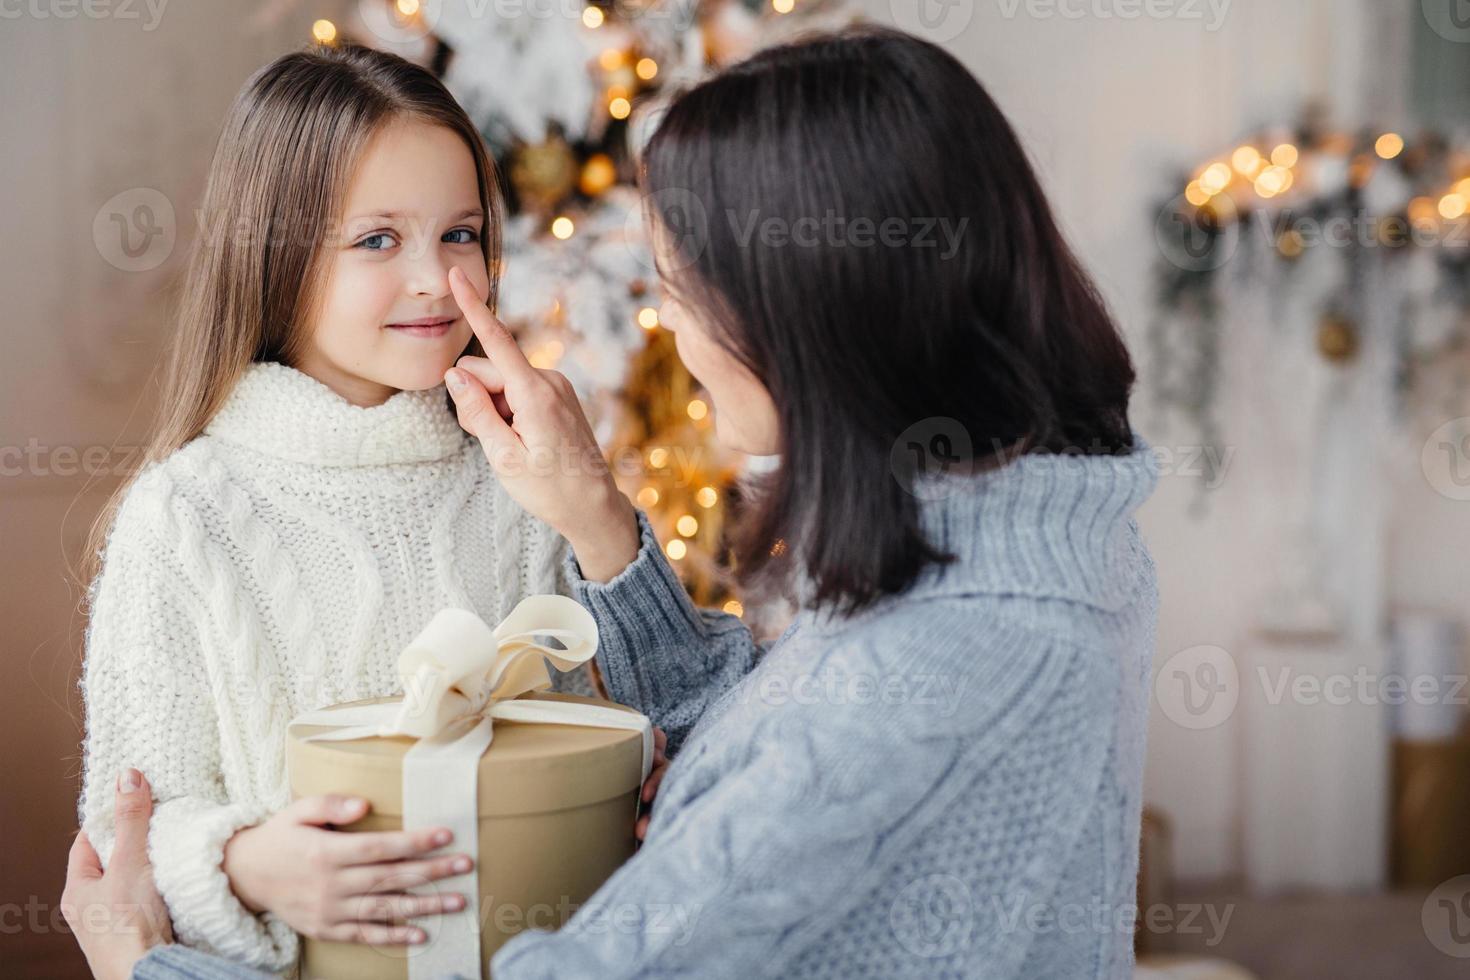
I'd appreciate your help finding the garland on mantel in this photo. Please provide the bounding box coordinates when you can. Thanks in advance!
[1149,107,1470,494]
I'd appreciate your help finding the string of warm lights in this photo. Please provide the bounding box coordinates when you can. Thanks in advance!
[615,323,748,617]
[1151,117,1470,483]
[309,0,807,243]
[1178,125,1470,242]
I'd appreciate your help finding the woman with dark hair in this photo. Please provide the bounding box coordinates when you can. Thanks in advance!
[68,25,1157,980]
[446,23,1157,980]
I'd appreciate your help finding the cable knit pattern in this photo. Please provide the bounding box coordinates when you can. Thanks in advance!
[77,360,591,975]
[492,437,1160,980]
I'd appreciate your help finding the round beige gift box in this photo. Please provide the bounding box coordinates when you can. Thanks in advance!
[286,691,646,979]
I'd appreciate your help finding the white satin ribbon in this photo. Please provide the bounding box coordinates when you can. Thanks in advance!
[287,596,653,980]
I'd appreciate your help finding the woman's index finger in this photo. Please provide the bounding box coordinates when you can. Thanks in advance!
[448,268,537,384]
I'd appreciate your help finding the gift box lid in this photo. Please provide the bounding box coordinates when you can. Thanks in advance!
[286,691,646,818]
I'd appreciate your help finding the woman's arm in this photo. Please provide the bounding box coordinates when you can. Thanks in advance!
[78,491,297,971]
[489,615,1121,980]
[130,944,280,980]
[439,271,772,748]
[562,506,770,755]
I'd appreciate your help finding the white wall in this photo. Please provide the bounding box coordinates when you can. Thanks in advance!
[864,0,1470,881]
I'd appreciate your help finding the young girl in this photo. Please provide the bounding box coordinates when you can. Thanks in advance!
[76,44,593,972]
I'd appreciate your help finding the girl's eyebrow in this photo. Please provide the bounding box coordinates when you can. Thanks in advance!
[346,207,485,222]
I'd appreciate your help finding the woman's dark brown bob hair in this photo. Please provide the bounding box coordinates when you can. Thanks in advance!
[640,26,1136,616]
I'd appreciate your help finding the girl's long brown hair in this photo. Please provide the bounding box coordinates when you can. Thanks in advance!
[81,44,501,588]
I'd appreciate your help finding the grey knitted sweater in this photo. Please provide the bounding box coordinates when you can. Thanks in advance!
[490,437,1161,979]
[133,436,1158,980]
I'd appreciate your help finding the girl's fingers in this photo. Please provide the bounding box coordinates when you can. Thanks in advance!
[347,890,466,922]
[321,921,426,947]
[327,827,454,867]
[340,853,475,895]
[635,813,650,842]
[447,268,539,386]
[288,793,368,828]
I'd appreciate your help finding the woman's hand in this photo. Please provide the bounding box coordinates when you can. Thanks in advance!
[636,727,671,842]
[221,794,471,947]
[62,768,173,980]
[444,266,640,584]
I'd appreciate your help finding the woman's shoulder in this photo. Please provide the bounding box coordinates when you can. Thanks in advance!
[797,592,1133,729]
[812,584,1142,654]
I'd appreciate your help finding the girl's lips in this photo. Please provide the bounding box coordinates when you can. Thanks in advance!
[386,317,455,338]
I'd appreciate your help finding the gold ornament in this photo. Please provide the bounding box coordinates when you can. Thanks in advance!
[1317,314,1358,363]
[579,153,618,197]
[509,133,579,213]
[1277,228,1306,260]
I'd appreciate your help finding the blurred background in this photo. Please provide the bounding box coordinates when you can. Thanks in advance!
[5,0,1470,977]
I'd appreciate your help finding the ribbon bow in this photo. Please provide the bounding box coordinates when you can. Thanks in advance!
[287,596,653,980]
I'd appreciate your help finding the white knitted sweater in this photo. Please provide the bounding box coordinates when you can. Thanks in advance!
[77,360,586,973]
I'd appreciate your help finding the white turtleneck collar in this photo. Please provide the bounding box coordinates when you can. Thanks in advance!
[203,360,469,467]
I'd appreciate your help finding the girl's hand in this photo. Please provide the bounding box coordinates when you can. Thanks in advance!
[221,794,471,946]
[636,727,670,842]
[444,266,640,583]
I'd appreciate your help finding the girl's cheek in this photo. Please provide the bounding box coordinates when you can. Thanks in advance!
[335,257,392,302]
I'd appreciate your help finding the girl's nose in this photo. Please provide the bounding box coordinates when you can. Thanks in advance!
[406,249,453,298]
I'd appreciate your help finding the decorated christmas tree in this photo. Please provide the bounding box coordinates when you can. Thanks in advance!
[282,0,860,627]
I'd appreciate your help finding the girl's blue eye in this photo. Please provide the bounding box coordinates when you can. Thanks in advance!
[444,228,479,245]
[357,233,396,251]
